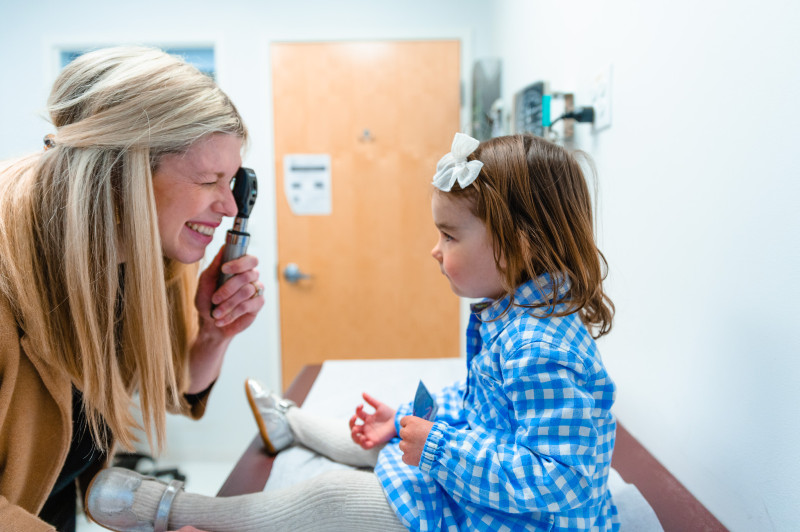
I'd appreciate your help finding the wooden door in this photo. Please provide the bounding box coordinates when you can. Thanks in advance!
[272,41,461,389]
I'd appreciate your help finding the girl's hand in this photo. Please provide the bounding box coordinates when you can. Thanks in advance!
[196,245,264,337]
[349,393,397,449]
[398,416,434,467]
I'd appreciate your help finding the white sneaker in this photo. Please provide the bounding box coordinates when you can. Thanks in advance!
[245,378,296,455]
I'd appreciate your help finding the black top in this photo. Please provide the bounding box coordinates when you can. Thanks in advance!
[40,267,122,531]
[39,387,107,532]
[38,266,210,530]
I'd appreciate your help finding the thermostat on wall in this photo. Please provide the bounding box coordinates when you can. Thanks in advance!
[283,154,332,216]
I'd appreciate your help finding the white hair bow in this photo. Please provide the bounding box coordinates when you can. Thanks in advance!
[431,133,484,192]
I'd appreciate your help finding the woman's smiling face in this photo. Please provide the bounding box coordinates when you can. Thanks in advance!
[152,133,242,264]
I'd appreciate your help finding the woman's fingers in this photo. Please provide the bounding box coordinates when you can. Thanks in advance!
[210,270,263,326]
[220,254,259,275]
[211,268,259,306]
[212,294,260,327]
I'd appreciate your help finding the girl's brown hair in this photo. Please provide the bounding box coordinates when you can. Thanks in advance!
[444,134,613,338]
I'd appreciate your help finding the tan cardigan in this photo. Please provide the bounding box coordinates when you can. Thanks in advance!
[0,294,209,530]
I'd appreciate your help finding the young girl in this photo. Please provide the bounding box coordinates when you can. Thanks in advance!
[86,132,617,532]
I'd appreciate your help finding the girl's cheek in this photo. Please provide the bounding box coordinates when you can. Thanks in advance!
[442,258,457,279]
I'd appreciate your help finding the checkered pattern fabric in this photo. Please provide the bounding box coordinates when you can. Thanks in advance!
[375,276,619,531]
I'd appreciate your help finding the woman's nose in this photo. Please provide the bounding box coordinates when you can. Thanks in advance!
[217,186,238,217]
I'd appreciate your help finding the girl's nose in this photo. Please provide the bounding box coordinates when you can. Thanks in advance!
[431,241,442,262]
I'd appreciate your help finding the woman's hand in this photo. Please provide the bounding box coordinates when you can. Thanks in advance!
[398,416,434,467]
[349,393,397,449]
[196,245,264,337]
[186,245,265,394]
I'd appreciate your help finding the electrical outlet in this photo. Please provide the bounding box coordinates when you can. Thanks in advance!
[547,92,574,142]
[591,66,612,131]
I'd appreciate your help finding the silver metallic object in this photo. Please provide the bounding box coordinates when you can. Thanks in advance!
[85,467,184,532]
[282,262,311,284]
[217,167,258,288]
[245,378,296,454]
[153,478,185,532]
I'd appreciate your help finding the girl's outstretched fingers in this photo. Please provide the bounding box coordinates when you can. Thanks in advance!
[349,413,362,445]
[362,392,382,409]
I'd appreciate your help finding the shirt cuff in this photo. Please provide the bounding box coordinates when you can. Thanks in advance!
[419,421,446,473]
[184,380,215,406]
[180,380,217,419]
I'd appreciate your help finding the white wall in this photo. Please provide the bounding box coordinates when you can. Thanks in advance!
[490,1,800,529]
[0,0,493,464]
[3,1,797,528]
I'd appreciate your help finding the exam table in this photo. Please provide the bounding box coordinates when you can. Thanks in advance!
[218,359,726,532]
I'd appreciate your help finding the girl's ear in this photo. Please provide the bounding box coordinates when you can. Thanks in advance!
[508,229,537,285]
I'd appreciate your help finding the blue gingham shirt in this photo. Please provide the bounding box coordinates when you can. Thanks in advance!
[375,277,619,531]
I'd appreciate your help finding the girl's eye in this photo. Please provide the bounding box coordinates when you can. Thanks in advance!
[442,232,453,242]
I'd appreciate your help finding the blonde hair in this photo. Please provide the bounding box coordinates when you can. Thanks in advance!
[0,46,247,451]
[442,134,614,338]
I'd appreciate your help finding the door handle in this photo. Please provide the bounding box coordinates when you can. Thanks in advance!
[283,263,311,284]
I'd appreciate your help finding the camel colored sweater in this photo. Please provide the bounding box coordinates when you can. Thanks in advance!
[0,295,208,530]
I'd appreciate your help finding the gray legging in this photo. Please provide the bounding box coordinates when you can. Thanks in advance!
[147,408,407,532]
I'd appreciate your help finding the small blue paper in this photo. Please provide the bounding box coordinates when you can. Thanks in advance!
[413,380,438,421]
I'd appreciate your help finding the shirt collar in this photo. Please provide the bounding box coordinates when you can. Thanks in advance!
[469,273,571,323]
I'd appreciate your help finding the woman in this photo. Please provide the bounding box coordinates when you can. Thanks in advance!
[0,46,263,531]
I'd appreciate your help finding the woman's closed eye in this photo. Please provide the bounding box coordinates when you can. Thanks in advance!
[203,178,235,190]
[196,175,219,186]
[198,172,233,187]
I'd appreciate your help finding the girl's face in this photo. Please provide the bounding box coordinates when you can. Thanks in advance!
[430,192,505,300]
[152,133,242,264]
